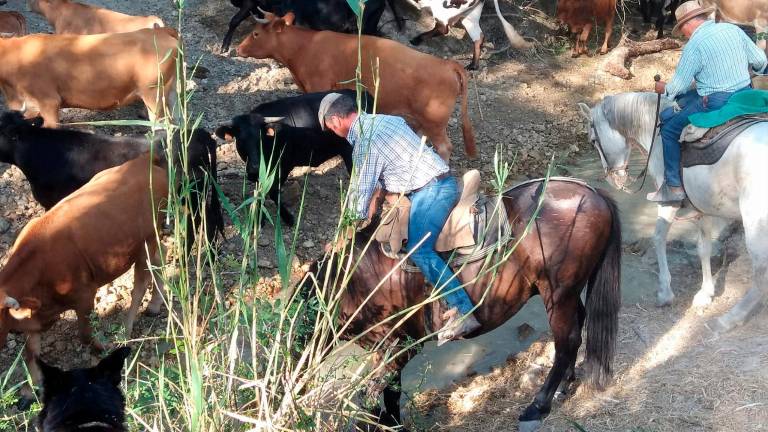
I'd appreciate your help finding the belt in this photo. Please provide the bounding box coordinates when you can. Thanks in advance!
[409,172,450,195]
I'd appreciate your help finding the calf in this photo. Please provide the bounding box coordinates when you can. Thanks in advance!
[408,0,532,70]
[557,0,617,56]
[221,0,403,52]
[0,111,223,247]
[0,153,167,404]
[29,0,164,34]
[236,13,476,161]
[38,347,131,432]
[0,27,178,126]
[215,90,372,226]
[0,11,26,37]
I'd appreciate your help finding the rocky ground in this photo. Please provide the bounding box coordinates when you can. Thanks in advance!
[1,0,767,430]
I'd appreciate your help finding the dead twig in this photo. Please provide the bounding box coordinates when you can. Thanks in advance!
[601,35,683,79]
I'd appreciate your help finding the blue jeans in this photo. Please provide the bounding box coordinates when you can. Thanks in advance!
[407,176,475,315]
[659,88,746,187]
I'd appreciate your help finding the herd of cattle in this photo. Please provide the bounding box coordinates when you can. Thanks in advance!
[0,0,686,414]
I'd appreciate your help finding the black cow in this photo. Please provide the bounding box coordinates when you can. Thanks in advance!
[38,347,131,432]
[220,0,404,52]
[639,0,680,39]
[0,111,224,248]
[215,90,373,226]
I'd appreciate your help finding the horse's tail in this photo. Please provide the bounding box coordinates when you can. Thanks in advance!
[583,189,622,390]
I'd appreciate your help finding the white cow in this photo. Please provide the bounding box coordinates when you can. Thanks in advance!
[405,0,531,69]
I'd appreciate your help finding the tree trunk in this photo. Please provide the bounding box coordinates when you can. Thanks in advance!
[601,37,684,79]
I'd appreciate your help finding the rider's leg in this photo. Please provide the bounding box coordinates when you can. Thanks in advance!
[406,177,480,340]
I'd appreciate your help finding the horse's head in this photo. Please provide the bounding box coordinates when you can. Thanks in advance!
[578,100,633,191]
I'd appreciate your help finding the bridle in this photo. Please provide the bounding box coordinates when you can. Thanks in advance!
[591,87,662,194]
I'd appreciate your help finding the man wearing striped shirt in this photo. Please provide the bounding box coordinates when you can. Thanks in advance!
[649,0,767,203]
[319,92,481,344]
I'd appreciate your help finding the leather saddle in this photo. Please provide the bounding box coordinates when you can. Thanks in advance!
[374,170,511,269]
[679,114,768,168]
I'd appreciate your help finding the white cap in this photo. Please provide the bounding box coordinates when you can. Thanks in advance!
[318,92,343,130]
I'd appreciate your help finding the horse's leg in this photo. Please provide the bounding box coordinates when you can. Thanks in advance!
[655,204,679,306]
[692,216,715,307]
[711,207,768,332]
[519,295,581,431]
[555,299,585,400]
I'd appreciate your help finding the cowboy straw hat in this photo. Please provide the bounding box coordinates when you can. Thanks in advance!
[672,1,715,34]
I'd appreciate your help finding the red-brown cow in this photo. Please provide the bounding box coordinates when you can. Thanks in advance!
[236,13,476,161]
[28,0,164,35]
[0,27,178,126]
[0,152,167,402]
[557,0,617,57]
[0,11,26,37]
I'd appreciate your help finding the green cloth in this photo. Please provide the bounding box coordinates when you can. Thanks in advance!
[689,89,768,128]
[346,0,366,17]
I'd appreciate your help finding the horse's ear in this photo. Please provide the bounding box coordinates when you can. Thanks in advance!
[577,103,592,122]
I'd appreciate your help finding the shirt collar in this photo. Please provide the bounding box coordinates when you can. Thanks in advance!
[346,112,367,145]
[691,20,714,37]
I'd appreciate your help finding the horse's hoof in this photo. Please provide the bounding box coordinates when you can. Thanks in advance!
[692,292,713,308]
[465,62,478,71]
[656,292,674,307]
[518,420,543,432]
[706,317,732,335]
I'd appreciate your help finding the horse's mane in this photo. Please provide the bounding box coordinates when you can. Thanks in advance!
[600,92,675,144]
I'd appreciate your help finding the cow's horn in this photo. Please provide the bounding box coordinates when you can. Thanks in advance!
[256,6,270,15]
[250,11,270,24]
[263,116,285,123]
[3,296,19,310]
[19,101,26,114]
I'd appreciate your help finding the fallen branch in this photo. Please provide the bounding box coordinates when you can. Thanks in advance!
[601,35,684,79]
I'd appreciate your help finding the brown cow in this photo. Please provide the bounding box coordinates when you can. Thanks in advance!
[557,0,617,57]
[236,13,477,161]
[28,0,164,34]
[0,27,178,127]
[0,152,167,402]
[0,11,27,38]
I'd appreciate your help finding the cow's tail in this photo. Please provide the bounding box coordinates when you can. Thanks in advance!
[583,189,621,390]
[205,137,225,243]
[493,0,532,49]
[452,62,478,159]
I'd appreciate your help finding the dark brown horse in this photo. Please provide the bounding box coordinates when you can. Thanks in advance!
[300,179,622,431]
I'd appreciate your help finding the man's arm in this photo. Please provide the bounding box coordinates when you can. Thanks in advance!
[664,45,702,99]
[743,32,768,73]
[348,139,384,221]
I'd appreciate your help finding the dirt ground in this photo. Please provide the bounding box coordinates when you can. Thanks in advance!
[1,0,767,430]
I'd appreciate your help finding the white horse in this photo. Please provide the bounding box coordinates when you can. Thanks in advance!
[578,92,768,333]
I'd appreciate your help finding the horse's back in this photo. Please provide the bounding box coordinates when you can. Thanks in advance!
[684,123,768,218]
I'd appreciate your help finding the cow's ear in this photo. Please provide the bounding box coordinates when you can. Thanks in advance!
[38,357,66,396]
[95,347,131,386]
[8,297,40,320]
[215,124,237,142]
[265,122,283,137]
[273,18,287,33]
[283,12,295,26]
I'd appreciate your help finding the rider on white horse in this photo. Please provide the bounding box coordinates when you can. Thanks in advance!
[650,0,767,203]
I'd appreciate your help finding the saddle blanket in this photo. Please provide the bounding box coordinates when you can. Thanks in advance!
[680,114,768,168]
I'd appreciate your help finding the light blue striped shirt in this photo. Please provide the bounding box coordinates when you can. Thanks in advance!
[346,113,449,219]
[666,21,767,99]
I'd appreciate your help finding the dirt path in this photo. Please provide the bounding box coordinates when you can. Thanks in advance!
[1,0,766,430]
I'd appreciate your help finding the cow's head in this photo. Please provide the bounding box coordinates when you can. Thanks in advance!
[236,12,296,59]
[0,110,44,163]
[215,114,285,182]
[0,287,40,347]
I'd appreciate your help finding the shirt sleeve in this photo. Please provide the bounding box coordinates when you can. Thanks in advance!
[743,32,768,73]
[665,44,702,99]
[348,132,384,220]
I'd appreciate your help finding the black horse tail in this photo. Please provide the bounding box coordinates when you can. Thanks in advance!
[583,189,622,390]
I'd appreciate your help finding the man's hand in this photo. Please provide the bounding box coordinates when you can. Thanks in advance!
[324,220,370,254]
[654,80,666,95]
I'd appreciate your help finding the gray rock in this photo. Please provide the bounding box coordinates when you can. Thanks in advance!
[258,258,274,269]
[0,217,10,234]
[302,240,315,248]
